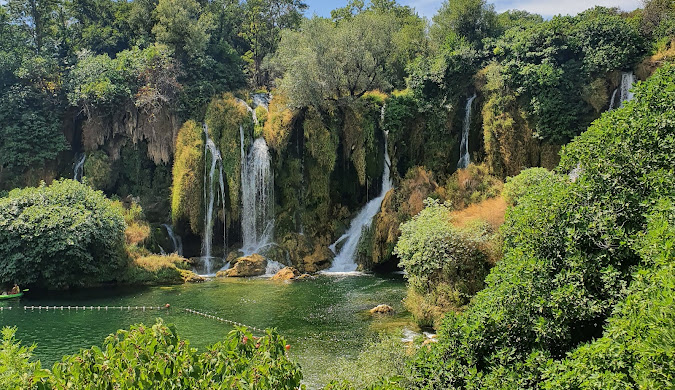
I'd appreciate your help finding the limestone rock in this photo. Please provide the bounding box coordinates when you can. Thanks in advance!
[180,270,205,283]
[369,304,395,315]
[271,267,300,281]
[222,254,267,277]
[296,273,316,281]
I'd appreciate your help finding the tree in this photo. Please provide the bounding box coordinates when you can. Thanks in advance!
[0,179,127,289]
[240,0,307,87]
[431,0,497,48]
[152,0,214,59]
[5,0,57,53]
[274,13,398,107]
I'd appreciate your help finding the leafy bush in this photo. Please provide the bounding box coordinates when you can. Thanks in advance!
[0,179,127,289]
[0,327,46,390]
[11,320,302,389]
[502,167,553,206]
[394,199,492,325]
[444,163,503,210]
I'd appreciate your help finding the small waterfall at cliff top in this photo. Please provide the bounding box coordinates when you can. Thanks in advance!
[457,94,477,170]
[327,114,393,273]
[73,153,86,182]
[240,99,275,256]
[619,72,635,107]
[608,72,635,111]
[202,123,227,274]
[162,224,183,256]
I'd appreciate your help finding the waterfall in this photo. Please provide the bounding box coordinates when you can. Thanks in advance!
[608,88,618,111]
[457,94,477,170]
[73,153,86,182]
[241,137,275,255]
[162,224,183,256]
[327,125,393,273]
[619,72,635,107]
[202,123,227,274]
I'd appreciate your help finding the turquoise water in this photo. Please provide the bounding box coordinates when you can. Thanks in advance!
[0,274,411,388]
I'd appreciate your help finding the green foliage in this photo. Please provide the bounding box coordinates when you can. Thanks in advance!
[496,10,645,142]
[502,167,553,206]
[124,254,192,285]
[152,0,214,59]
[430,0,497,47]
[274,11,421,108]
[33,320,302,389]
[171,120,204,234]
[68,44,180,114]
[406,57,675,390]
[542,203,675,389]
[83,150,114,191]
[0,179,127,289]
[321,334,408,389]
[0,327,46,389]
[394,199,491,323]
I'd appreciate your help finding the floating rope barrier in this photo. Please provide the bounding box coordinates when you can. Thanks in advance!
[184,308,265,333]
[0,305,266,334]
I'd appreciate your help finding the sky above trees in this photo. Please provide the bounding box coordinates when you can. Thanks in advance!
[304,0,642,18]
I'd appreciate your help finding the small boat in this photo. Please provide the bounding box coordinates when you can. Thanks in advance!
[0,292,23,300]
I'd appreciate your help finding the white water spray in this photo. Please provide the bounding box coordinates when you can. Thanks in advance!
[202,124,227,274]
[457,94,477,170]
[73,153,86,182]
[327,115,393,273]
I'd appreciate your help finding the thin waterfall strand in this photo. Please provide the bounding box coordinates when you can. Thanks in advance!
[457,94,477,170]
[162,224,183,256]
[73,153,86,182]
[202,124,226,274]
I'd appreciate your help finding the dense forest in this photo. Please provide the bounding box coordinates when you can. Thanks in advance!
[1,0,675,388]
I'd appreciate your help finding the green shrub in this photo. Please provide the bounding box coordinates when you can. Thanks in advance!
[33,320,302,389]
[502,167,553,206]
[0,327,47,390]
[0,179,127,289]
[394,199,492,325]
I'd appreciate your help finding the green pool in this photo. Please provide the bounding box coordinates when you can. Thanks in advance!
[0,274,411,388]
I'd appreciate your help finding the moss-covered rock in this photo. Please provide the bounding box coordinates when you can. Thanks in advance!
[171,120,204,234]
[220,254,267,277]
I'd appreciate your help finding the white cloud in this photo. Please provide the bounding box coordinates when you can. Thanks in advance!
[492,0,642,16]
[399,0,642,19]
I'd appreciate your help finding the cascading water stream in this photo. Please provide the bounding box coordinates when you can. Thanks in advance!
[327,110,393,273]
[162,224,183,256]
[73,153,86,182]
[202,124,227,274]
[457,94,477,170]
[241,137,275,255]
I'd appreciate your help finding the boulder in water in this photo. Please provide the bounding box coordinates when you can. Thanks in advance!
[271,267,300,281]
[221,254,267,277]
[369,304,395,315]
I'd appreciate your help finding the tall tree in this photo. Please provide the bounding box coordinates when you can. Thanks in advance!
[240,0,307,88]
[431,0,497,48]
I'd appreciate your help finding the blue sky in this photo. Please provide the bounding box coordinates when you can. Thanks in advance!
[303,0,643,19]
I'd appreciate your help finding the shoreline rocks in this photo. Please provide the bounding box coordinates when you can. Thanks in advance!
[369,304,395,315]
[218,254,267,277]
